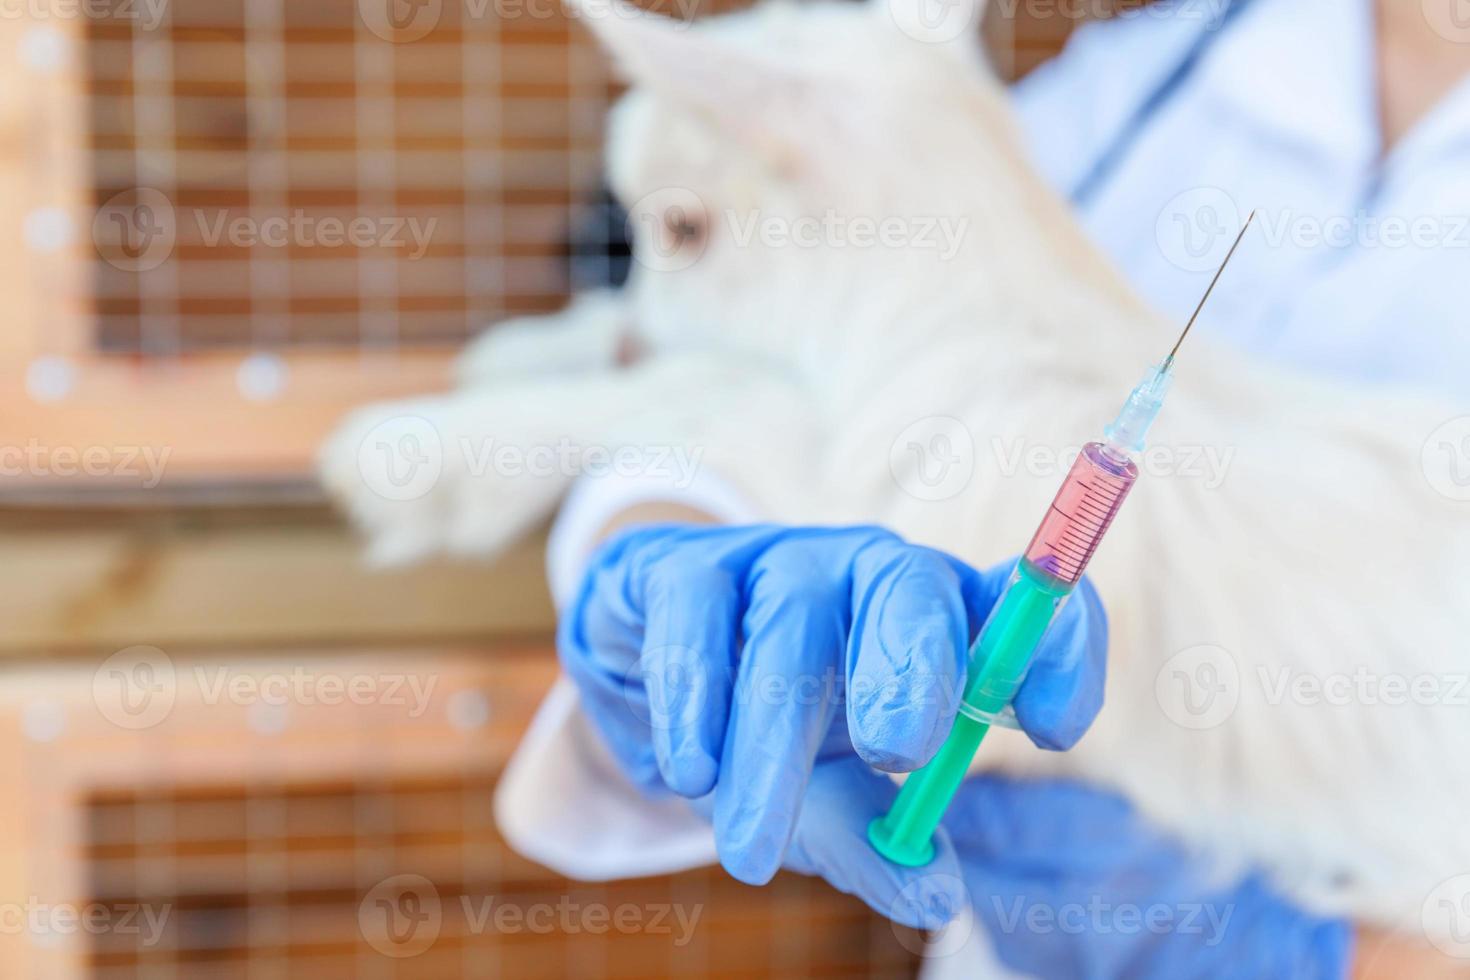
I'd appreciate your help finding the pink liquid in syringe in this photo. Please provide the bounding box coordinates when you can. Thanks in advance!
[1022,442,1138,587]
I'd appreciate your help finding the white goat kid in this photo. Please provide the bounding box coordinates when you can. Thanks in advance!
[319,0,1470,939]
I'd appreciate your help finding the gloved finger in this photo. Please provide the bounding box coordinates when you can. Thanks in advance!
[558,523,771,794]
[1010,576,1108,750]
[568,521,772,680]
[714,543,846,885]
[940,551,1011,640]
[784,756,968,931]
[942,773,1149,871]
[565,528,654,675]
[639,556,741,797]
[846,538,970,771]
[558,536,667,790]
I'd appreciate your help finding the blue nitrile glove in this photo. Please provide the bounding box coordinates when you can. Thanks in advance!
[557,523,1108,929]
[944,775,1354,979]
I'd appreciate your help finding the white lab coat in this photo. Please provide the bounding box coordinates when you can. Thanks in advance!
[496,0,1469,974]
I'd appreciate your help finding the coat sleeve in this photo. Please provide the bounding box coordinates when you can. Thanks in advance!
[493,469,759,880]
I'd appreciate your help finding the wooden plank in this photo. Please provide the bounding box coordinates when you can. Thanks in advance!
[0,645,916,978]
[0,503,556,653]
[1,13,93,360]
[0,348,459,476]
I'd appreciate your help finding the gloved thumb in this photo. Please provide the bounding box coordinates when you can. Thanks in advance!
[783,756,969,931]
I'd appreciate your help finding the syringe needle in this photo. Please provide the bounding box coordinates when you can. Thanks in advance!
[1162,208,1257,373]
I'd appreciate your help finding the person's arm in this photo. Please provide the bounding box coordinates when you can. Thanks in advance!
[564,500,1470,978]
[1353,928,1470,979]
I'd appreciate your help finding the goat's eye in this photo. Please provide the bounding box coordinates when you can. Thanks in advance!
[664,206,705,246]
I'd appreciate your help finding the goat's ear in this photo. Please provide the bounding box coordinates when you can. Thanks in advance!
[566,0,810,160]
[875,0,987,47]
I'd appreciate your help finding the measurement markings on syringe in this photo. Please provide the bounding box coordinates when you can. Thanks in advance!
[1043,478,1127,579]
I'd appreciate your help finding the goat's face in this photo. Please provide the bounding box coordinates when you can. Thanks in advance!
[577,0,1005,362]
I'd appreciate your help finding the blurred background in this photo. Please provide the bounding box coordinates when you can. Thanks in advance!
[0,0,1134,975]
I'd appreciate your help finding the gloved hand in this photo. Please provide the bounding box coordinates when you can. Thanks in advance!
[558,523,1107,929]
[945,775,1354,979]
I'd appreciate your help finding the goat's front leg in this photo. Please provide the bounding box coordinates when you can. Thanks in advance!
[320,350,816,567]
[455,289,633,389]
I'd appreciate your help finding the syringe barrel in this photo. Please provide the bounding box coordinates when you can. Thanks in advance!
[1021,441,1138,587]
[958,559,1072,723]
[961,440,1138,722]
[867,441,1138,867]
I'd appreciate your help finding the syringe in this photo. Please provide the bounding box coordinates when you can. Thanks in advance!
[868,212,1255,867]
